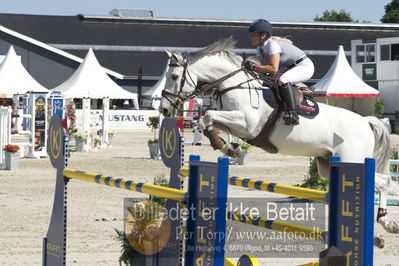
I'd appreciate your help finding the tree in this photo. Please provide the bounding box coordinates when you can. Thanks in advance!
[381,0,399,23]
[314,9,356,22]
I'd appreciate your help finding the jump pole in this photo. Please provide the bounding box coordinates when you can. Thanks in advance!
[179,167,326,201]
[43,115,250,266]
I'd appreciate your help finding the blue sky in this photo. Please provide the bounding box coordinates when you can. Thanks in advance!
[0,0,392,23]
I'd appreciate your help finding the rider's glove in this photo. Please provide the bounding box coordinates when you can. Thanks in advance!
[243,61,258,72]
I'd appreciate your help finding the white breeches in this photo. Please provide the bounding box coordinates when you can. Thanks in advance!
[279,58,314,85]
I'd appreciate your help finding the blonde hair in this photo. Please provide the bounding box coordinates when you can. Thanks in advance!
[271,36,293,44]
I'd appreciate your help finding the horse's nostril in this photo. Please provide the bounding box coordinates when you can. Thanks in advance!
[162,108,169,116]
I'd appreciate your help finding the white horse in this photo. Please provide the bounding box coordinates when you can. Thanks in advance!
[159,37,398,236]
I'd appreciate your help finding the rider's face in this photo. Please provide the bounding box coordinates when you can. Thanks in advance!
[249,32,267,46]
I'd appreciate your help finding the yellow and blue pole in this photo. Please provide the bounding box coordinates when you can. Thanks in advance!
[63,169,187,202]
[180,167,326,202]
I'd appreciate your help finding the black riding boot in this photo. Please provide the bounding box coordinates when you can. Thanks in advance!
[280,82,299,125]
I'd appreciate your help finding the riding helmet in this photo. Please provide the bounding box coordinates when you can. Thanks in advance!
[248,19,273,36]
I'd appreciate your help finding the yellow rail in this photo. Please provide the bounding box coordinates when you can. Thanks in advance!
[63,169,186,202]
[180,167,326,202]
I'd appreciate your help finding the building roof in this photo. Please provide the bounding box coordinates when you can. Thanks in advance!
[0,13,399,80]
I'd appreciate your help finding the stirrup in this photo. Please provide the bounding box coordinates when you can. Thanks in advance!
[282,111,299,125]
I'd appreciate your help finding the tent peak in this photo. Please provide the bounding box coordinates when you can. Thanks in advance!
[53,47,137,101]
[313,45,380,97]
[0,45,49,96]
[6,45,16,57]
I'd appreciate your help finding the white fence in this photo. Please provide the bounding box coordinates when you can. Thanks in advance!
[0,107,11,167]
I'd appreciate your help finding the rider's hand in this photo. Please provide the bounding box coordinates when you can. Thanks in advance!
[243,61,258,72]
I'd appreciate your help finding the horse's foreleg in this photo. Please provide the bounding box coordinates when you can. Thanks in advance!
[198,110,249,134]
[198,110,250,158]
[202,128,242,158]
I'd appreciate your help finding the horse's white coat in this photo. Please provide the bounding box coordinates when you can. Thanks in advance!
[160,38,398,235]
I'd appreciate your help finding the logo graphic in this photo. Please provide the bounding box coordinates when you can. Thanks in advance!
[161,127,177,159]
[50,127,62,160]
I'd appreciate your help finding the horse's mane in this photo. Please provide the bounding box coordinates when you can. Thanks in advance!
[188,37,242,66]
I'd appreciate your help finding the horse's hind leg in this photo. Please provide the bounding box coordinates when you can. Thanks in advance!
[316,157,329,179]
[376,173,399,234]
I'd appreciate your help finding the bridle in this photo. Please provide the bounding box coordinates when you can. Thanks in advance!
[161,57,196,109]
[161,55,269,110]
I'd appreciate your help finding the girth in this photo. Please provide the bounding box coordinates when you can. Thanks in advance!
[246,108,280,154]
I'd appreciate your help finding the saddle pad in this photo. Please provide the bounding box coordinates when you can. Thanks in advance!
[262,89,319,117]
[297,98,319,116]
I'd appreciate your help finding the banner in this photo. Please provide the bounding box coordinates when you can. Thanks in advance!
[75,110,159,129]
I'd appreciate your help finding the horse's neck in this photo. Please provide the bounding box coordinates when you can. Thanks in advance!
[192,55,251,89]
[192,56,274,116]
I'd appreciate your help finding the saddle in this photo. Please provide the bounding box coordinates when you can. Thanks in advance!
[246,85,319,154]
[275,85,319,117]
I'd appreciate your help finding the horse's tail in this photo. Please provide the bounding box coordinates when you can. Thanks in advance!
[366,116,391,175]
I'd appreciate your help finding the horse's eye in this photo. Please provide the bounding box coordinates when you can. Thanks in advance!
[171,74,179,81]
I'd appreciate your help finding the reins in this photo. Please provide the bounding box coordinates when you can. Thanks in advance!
[162,57,278,109]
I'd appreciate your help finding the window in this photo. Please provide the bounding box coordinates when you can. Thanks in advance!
[356,45,365,63]
[380,44,390,61]
[379,43,399,61]
[73,98,82,109]
[366,45,375,62]
[356,44,376,63]
[392,44,399,61]
[110,99,136,110]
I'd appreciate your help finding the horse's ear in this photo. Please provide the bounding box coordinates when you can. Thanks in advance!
[165,50,183,65]
[165,50,173,58]
[165,50,179,61]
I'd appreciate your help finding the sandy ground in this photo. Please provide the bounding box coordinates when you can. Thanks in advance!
[0,130,399,266]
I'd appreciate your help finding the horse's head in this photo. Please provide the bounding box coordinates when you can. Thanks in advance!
[160,51,198,117]
[160,37,243,117]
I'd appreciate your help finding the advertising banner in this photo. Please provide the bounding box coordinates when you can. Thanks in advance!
[34,94,47,151]
[75,110,159,129]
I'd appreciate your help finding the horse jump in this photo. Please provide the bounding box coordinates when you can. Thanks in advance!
[43,116,374,265]
[43,115,252,266]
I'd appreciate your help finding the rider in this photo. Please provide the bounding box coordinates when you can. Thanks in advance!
[244,19,314,125]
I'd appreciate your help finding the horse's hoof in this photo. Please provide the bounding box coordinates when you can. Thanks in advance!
[221,143,239,158]
[378,216,399,234]
[235,147,243,158]
[374,235,385,249]
[225,149,239,158]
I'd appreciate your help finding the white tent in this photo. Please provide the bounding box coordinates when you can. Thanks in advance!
[313,45,380,116]
[142,61,169,110]
[53,49,138,105]
[0,45,49,97]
